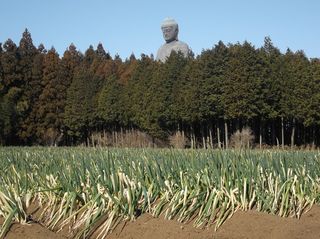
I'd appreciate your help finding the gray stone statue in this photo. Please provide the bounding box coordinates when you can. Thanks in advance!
[156,18,190,62]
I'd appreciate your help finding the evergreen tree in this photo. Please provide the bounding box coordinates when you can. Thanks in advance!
[64,45,106,143]
[0,43,3,94]
[98,75,123,127]
[306,59,320,145]
[0,33,320,147]
[187,41,229,147]
[276,49,308,146]
[157,51,189,131]
[34,47,61,145]
[258,37,283,145]
[0,87,20,144]
[0,39,21,143]
[125,54,160,137]
[17,29,37,97]
[222,42,261,122]
[16,29,39,141]
[1,39,20,91]
[56,44,82,143]
[96,42,111,60]
[18,44,46,142]
[64,68,94,142]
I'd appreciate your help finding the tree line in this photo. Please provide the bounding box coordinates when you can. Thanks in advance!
[1,29,320,148]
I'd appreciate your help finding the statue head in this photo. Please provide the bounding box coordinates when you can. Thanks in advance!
[161,18,179,43]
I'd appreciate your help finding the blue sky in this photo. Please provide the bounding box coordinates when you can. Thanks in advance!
[1,0,319,59]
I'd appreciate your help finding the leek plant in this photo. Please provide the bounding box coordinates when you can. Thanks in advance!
[0,147,319,238]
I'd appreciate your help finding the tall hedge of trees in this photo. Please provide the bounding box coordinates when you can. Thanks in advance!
[1,29,320,147]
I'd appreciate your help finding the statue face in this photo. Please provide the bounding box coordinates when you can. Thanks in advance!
[161,25,178,43]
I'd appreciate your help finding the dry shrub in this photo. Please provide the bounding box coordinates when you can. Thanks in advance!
[298,144,317,151]
[40,128,63,146]
[230,127,255,149]
[90,129,164,148]
[169,131,188,149]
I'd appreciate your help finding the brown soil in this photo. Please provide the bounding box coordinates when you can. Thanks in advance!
[2,206,320,239]
[213,206,320,239]
[4,223,67,239]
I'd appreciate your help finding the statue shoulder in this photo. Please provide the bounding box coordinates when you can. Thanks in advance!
[177,40,188,46]
[156,43,168,56]
[177,41,189,49]
[158,43,169,50]
[174,41,190,56]
[156,43,169,61]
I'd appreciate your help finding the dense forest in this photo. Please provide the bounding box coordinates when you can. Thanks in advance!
[0,29,320,148]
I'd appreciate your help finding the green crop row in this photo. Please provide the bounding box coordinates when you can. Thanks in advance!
[0,147,320,238]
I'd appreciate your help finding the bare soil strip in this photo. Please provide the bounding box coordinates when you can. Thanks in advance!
[2,206,320,239]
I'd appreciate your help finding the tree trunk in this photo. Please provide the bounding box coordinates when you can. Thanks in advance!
[87,137,90,147]
[236,119,240,131]
[281,117,284,149]
[217,123,221,149]
[224,120,228,149]
[271,120,276,146]
[91,133,95,147]
[209,124,213,149]
[259,120,263,149]
[291,118,295,148]
[190,125,194,149]
[202,125,206,149]
[312,126,315,148]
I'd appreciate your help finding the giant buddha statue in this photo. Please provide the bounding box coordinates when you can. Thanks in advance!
[156,18,191,62]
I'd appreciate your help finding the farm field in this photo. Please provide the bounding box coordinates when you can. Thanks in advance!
[0,147,320,238]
